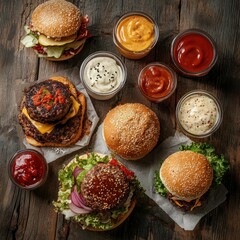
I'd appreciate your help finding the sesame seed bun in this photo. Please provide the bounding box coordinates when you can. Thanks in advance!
[103,103,160,160]
[81,163,130,210]
[160,151,213,201]
[32,0,82,38]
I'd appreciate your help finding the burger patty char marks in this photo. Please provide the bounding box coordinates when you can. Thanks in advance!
[81,164,130,211]
[19,105,82,144]
[25,80,72,123]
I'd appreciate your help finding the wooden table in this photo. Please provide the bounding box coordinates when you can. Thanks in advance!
[0,0,239,239]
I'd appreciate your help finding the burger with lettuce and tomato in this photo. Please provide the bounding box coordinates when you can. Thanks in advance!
[53,153,144,231]
[21,0,90,61]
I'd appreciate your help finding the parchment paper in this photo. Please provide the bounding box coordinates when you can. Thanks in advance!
[16,67,99,162]
[92,124,228,231]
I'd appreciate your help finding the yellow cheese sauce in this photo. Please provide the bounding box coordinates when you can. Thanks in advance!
[116,15,155,52]
[178,94,219,135]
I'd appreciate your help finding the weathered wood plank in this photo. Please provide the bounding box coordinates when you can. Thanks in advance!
[0,0,239,239]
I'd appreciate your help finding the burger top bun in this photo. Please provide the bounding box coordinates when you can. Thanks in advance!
[103,103,160,160]
[32,0,82,38]
[160,151,213,201]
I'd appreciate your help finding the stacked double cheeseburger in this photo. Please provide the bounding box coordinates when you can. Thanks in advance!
[18,77,86,147]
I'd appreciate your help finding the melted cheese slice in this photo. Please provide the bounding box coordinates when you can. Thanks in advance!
[190,198,202,211]
[172,198,202,211]
[22,96,80,134]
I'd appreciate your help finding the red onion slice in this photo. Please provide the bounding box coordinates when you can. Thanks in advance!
[78,193,92,211]
[73,166,83,178]
[68,203,90,214]
[79,193,87,205]
[70,186,92,211]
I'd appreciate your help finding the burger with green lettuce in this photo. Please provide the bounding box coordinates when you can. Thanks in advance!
[53,152,143,231]
[155,142,229,211]
[21,0,90,61]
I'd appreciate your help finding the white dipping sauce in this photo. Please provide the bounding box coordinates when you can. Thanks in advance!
[83,57,122,93]
[178,94,219,135]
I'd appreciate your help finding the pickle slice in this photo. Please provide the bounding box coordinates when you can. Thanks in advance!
[39,34,77,46]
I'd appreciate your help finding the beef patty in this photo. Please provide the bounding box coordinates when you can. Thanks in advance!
[19,104,82,144]
[25,80,72,123]
[81,164,130,211]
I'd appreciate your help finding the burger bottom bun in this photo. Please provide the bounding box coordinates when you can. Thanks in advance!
[46,40,85,61]
[85,199,137,231]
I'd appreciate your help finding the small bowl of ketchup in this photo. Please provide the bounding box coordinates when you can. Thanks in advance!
[8,149,48,190]
[138,62,177,102]
[171,29,218,77]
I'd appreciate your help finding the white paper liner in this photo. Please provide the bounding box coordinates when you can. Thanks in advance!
[16,67,99,163]
[92,124,228,230]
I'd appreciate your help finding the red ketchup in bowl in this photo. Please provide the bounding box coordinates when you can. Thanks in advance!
[138,63,177,102]
[9,150,48,189]
[171,29,217,76]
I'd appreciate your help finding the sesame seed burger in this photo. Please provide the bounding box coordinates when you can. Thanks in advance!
[155,142,229,211]
[103,103,160,160]
[21,0,90,61]
[53,153,143,231]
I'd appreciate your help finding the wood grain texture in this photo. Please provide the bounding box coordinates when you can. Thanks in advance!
[0,0,239,239]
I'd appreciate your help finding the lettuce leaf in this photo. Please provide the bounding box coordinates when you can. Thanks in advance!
[21,25,38,48]
[74,213,113,230]
[53,166,75,211]
[180,142,229,186]
[21,35,38,48]
[154,169,168,196]
[21,25,64,58]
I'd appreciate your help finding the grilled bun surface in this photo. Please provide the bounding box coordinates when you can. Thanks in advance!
[103,103,160,160]
[160,151,213,201]
[32,0,82,38]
